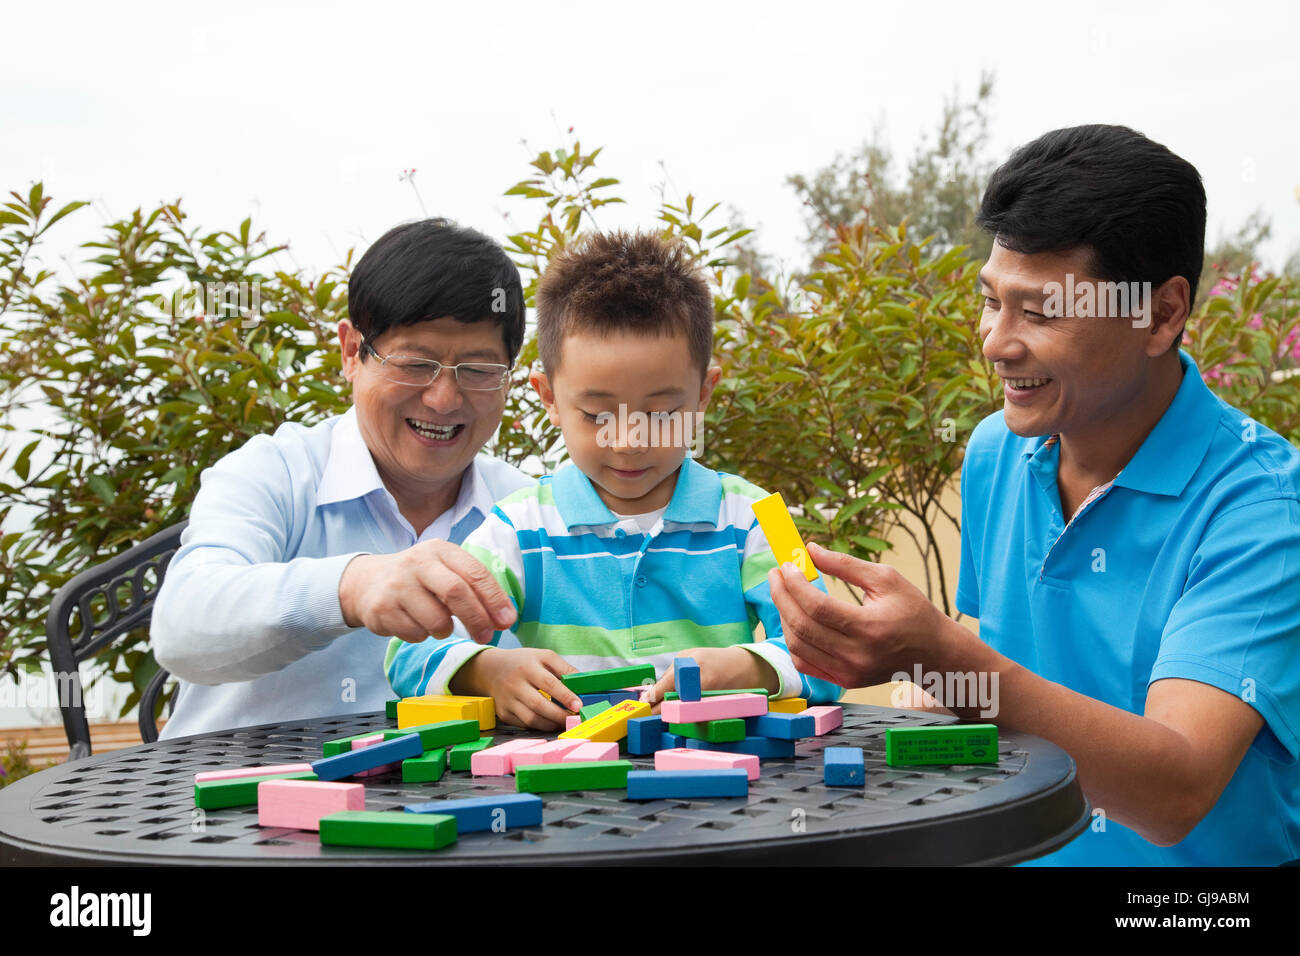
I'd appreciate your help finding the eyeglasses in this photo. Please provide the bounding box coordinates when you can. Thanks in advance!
[360,338,512,391]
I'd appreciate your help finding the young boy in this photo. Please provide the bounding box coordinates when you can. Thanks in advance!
[385,231,841,728]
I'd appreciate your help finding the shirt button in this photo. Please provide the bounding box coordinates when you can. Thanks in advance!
[635,575,647,587]
[615,528,627,538]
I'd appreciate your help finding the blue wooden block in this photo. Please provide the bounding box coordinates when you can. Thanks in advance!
[824,746,865,786]
[627,715,665,755]
[660,731,686,750]
[745,711,816,740]
[310,732,423,781]
[684,735,796,759]
[626,769,748,800]
[673,657,701,702]
[404,792,543,831]
[578,690,641,707]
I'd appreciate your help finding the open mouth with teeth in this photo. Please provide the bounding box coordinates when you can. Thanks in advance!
[1004,377,1053,391]
[407,418,466,442]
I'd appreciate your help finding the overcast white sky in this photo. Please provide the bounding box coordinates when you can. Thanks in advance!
[3,0,1299,279]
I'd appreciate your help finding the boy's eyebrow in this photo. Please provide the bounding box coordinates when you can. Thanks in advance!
[576,386,689,400]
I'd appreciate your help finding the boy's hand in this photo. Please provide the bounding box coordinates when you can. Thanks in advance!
[451,647,583,731]
[645,647,780,707]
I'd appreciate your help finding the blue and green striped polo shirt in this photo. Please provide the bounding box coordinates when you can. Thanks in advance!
[385,457,843,704]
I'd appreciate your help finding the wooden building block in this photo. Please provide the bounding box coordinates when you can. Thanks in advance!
[745,712,816,739]
[579,699,613,722]
[509,739,588,770]
[322,730,390,758]
[626,715,665,755]
[560,665,656,695]
[471,738,546,776]
[382,719,479,752]
[396,696,477,729]
[404,793,543,832]
[673,657,701,702]
[257,779,364,830]
[626,769,748,800]
[663,687,767,701]
[884,724,999,766]
[562,741,620,762]
[653,748,760,781]
[448,736,495,772]
[824,746,865,786]
[751,491,818,581]
[194,771,317,810]
[684,736,795,759]
[194,763,312,784]
[668,718,746,743]
[311,733,423,781]
[385,699,399,719]
[558,700,651,742]
[803,705,844,735]
[402,748,448,783]
[514,760,634,793]
[319,810,456,850]
[768,697,809,714]
[660,693,767,724]
[565,715,582,731]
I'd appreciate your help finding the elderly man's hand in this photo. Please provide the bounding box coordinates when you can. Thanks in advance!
[338,539,517,643]
[767,542,950,688]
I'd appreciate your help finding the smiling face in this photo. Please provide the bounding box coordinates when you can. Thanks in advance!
[532,329,721,514]
[340,315,509,520]
[977,242,1182,443]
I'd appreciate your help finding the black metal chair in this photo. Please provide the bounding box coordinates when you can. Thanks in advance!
[44,520,188,761]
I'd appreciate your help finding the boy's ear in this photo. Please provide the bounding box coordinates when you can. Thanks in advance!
[529,369,562,427]
[696,363,723,410]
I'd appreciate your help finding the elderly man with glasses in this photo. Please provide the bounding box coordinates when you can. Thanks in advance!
[152,219,534,737]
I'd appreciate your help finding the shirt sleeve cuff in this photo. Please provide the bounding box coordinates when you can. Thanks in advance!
[423,640,493,697]
[738,642,800,699]
[284,551,371,649]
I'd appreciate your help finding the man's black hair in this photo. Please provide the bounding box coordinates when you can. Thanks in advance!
[347,218,526,362]
[977,125,1205,345]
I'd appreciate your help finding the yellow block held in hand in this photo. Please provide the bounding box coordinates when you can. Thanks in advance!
[751,492,819,582]
[558,699,650,743]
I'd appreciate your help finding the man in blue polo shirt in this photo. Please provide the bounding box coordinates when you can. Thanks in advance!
[768,125,1300,865]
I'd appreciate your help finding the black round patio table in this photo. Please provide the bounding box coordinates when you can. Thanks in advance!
[0,703,1089,865]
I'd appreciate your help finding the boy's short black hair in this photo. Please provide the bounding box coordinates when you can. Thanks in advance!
[535,231,714,376]
[977,125,1206,346]
[347,218,525,362]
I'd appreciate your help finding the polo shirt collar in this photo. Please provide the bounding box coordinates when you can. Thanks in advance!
[552,457,721,530]
[1022,350,1218,499]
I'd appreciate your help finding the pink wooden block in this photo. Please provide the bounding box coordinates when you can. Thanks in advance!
[562,741,619,763]
[257,779,364,831]
[471,738,546,776]
[654,747,760,781]
[348,734,399,777]
[660,693,768,724]
[194,763,312,784]
[565,715,582,731]
[510,739,587,770]
[803,705,843,735]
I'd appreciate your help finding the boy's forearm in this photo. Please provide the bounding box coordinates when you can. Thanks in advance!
[930,617,1214,845]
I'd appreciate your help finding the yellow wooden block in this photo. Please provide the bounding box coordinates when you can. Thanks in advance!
[558,699,650,742]
[397,695,496,731]
[751,492,818,581]
[769,697,808,714]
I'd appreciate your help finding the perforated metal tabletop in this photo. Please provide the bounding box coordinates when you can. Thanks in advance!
[0,704,1089,865]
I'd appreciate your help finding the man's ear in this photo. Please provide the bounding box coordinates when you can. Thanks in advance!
[530,369,562,427]
[339,320,363,383]
[1146,275,1191,357]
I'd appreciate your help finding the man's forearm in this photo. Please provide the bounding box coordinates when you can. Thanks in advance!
[930,616,1209,846]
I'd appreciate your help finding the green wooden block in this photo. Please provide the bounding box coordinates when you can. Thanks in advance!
[323,730,387,757]
[194,771,317,810]
[560,665,656,695]
[669,718,746,743]
[402,748,447,783]
[448,736,495,772]
[663,687,768,701]
[579,700,613,722]
[320,810,457,850]
[385,699,399,719]
[515,760,634,793]
[885,724,999,766]
[382,719,479,752]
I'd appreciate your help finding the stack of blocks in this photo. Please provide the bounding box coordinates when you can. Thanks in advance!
[195,659,980,850]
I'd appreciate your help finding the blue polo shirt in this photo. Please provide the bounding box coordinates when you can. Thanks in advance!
[957,350,1300,866]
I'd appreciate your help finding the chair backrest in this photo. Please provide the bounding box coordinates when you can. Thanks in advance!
[44,520,188,761]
